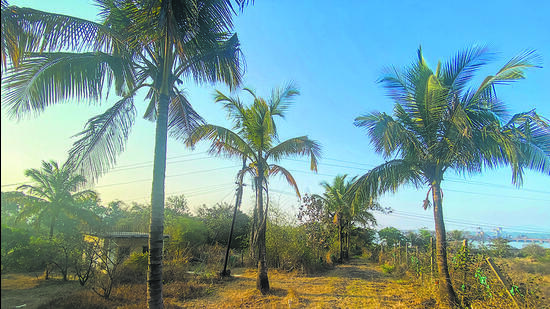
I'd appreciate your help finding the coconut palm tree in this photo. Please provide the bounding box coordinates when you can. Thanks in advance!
[14,160,98,239]
[1,1,245,307]
[353,47,550,307]
[186,84,321,294]
[316,175,377,262]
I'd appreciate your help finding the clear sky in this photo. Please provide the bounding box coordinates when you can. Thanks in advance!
[2,0,549,234]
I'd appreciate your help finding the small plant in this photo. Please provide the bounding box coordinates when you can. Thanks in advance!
[381,262,395,274]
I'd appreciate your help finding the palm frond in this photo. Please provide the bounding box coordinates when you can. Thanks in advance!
[66,95,136,182]
[355,112,424,159]
[351,159,424,202]
[10,4,116,52]
[502,110,550,179]
[167,88,205,141]
[214,89,247,128]
[268,82,299,118]
[475,50,541,100]
[441,46,491,92]
[2,51,134,119]
[186,124,255,161]
[266,136,321,172]
[176,32,244,90]
[268,164,300,198]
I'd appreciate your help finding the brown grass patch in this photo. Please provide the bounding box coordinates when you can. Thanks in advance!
[1,273,40,290]
[1,274,81,309]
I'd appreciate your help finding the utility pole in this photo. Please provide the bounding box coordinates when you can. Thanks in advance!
[221,158,247,277]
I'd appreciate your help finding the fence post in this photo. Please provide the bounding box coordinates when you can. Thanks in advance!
[398,242,402,265]
[486,257,521,309]
[461,239,468,306]
[405,243,408,265]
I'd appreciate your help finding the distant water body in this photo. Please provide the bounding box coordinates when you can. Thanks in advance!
[509,241,550,249]
[470,240,550,249]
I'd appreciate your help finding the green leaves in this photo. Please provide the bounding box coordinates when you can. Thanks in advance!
[67,95,136,182]
[355,47,548,197]
[12,160,98,237]
[188,85,321,198]
[2,52,133,119]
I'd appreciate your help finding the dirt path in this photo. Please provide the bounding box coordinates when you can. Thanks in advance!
[178,259,435,308]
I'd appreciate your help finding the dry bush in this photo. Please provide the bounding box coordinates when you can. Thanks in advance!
[111,284,147,303]
[37,289,111,309]
[117,264,147,284]
[164,281,212,301]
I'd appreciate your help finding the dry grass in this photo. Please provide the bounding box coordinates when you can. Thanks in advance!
[1,273,82,309]
[179,259,435,308]
[2,261,436,308]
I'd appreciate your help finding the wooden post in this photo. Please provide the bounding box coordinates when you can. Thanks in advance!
[405,243,408,265]
[461,239,468,306]
[486,257,521,309]
[398,242,401,265]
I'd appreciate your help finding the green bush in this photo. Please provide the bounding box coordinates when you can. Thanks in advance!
[381,262,395,274]
[266,223,326,273]
[520,244,548,260]
[124,252,148,272]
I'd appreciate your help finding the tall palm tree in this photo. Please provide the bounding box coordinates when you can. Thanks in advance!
[186,84,321,294]
[353,47,550,307]
[316,175,377,262]
[1,1,245,307]
[14,160,98,239]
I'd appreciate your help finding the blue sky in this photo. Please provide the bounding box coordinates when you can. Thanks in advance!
[1,0,549,234]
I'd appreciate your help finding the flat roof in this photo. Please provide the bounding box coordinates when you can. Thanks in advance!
[86,232,170,239]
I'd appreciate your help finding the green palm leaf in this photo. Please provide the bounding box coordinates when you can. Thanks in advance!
[266,136,321,172]
[67,95,136,182]
[2,51,134,119]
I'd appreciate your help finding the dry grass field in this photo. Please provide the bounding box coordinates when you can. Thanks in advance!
[178,259,435,308]
[2,259,436,309]
[6,257,545,308]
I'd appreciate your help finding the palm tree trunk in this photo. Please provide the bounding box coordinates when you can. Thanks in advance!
[338,218,343,263]
[431,182,458,308]
[256,174,269,294]
[49,216,56,239]
[347,231,351,258]
[222,159,246,276]
[147,92,169,309]
[249,184,258,261]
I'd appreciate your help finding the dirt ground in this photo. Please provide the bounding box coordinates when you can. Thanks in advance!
[1,260,436,309]
[175,259,435,308]
[1,273,82,309]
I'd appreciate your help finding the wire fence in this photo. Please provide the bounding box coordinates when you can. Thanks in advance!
[374,238,545,308]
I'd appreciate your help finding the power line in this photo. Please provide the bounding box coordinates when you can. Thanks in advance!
[125,182,236,203]
[94,165,239,188]
[386,209,550,234]
[1,151,210,188]
[297,158,549,195]
[109,152,210,172]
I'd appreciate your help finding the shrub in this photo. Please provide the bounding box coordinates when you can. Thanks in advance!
[117,264,146,284]
[164,281,212,300]
[381,263,395,274]
[37,290,111,309]
[520,244,548,260]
